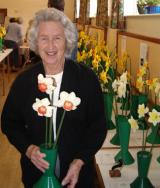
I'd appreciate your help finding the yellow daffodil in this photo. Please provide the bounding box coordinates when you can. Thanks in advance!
[99,71,108,84]
[128,116,139,132]
[146,78,158,90]
[137,66,146,77]
[136,77,144,92]
[0,26,6,39]
[138,104,149,118]
[148,109,160,126]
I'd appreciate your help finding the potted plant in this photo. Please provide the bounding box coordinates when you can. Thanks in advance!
[137,0,147,14]
[145,0,160,13]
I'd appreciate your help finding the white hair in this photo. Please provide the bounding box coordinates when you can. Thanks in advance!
[27,8,76,58]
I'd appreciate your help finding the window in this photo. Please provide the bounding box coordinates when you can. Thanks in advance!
[89,0,97,17]
[75,0,80,18]
[124,0,139,16]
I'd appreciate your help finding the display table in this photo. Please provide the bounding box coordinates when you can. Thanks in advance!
[0,49,13,95]
[96,130,160,188]
[19,44,30,69]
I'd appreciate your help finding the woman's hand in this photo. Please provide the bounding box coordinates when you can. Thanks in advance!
[26,144,49,172]
[62,159,84,188]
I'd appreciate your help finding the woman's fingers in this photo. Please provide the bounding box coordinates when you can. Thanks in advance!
[26,144,49,172]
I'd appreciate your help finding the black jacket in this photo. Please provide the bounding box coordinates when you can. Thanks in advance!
[1,59,107,187]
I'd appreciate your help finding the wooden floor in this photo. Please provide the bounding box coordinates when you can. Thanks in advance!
[0,70,24,188]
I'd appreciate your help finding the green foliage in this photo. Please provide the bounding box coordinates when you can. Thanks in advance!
[137,0,147,7]
[146,0,160,5]
[137,0,160,6]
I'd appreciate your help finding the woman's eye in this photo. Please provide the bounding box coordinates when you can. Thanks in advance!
[41,37,47,41]
[55,37,61,40]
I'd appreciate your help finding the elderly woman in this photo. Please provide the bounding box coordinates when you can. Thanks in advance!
[1,8,107,188]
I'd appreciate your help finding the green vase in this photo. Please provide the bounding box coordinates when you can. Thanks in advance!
[114,115,134,165]
[33,145,62,188]
[130,151,154,188]
[103,93,115,130]
[110,116,120,146]
[130,94,139,119]
[146,125,160,144]
[120,97,130,111]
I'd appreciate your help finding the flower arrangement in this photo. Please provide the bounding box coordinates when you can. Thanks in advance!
[137,0,147,7]
[32,74,81,149]
[77,31,116,93]
[129,104,160,153]
[112,71,130,116]
[0,25,6,39]
[135,62,150,94]
[0,25,6,51]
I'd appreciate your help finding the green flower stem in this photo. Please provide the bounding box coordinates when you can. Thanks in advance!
[112,99,116,116]
[142,123,145,151]
[45,117,49,146]
[115,96,118,115]
[144,126,149,149]
[48,90,54,148]
[121,98,123,115]
[48,117,53,148]
[54,110,66,148]
[150,124,159,154]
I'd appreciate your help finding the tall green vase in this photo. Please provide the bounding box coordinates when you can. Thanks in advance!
[130,151,154,188]
[130,94,139,119]
[146,125,160,144]
[103,93,115,130]
[33,145,62,188]
[114,115,134,165]
[110,116,120,146]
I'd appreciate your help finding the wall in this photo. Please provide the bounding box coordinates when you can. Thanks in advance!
[117,33,160,85]
[1,0,74,39]
[126,15,160,38]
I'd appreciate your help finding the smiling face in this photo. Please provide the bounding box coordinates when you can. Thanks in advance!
[37,21,66,74]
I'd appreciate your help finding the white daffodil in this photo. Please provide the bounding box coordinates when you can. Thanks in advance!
[120,71,127,84]
[117,82,126,98]
[128,116,139,132]
[155,82,160,94]
[138,104,149,118]
[148,109,160,126]
[112,79,119,92]
[55,91,81,111]
[32,98,53,117]
[38,74,56,95]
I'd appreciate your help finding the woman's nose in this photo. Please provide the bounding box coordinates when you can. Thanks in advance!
[48,40,56,49]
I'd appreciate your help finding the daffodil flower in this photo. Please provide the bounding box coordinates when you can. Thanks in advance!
[128,116,139,132]
[38,74,56,95]
[138,104,149,118]
[117,82,126,98]
[32,98,53,117]
[136,77,144,92]
[148,109,160,126]
[120,71,127,84]
[112,79,119,92]
[55,91,81,111]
